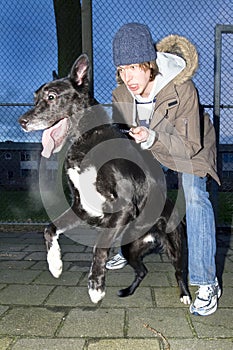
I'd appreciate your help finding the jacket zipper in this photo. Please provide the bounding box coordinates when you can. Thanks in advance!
[184,118,188,139]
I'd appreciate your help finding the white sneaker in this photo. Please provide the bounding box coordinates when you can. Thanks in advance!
[190,278,221,316]
[106,253,128,270]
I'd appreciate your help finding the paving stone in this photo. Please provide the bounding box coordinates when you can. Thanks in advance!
[169,338,233,350]
[0,307,64,336]
[191,309,233,338]
[127,308,193,338]
[0,260,35,270]
[0,252,28,260]
[0,337,13,349]
[0,284,54,305]
[87,338,160,349]
[68,261,91,272]
[20,237,44,245]
[0,238,24,245]
[59,244,86,253]
[100,287,154,308]
[45,286,91,307]
[218,287,233,307]
[0,244,27,251]
[222,272,233,286]
[145,261,175,272]
[21,239,44,245]
[60,235,82,245]
[143,254,163,263]
[0,284,7,291]
[59,308,124,337]
[12,338,86,350]
[22,244,46,252]
[0,305,9,316]
[33,270,83,286]
[24,252,47,261]
[0,269,41,284]
[85,246,95,253]
[104,271,170,287]
[62,252,93,262]
[0,232,22,238]
[0,230,232,349]
[63,227,99,247]
[154,286,192,307]
[219,259,233,272]
[82,271,137,287]
[30,261,71,271]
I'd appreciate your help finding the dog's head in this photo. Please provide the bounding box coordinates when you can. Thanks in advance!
[18,54,90,158]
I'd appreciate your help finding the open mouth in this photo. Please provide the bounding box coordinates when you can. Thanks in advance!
[127,84,139,93]
[41,118,69,158]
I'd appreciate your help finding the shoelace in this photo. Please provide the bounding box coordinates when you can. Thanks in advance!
[196,285,215,300]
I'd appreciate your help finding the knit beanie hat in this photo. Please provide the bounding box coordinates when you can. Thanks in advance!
[113,23,157,66]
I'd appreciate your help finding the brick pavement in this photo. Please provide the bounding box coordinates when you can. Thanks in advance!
[0,228,232,350]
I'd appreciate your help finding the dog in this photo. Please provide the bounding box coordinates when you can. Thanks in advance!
[18,54,191,305]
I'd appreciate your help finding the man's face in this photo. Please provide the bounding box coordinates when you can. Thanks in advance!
[117,64,153,98]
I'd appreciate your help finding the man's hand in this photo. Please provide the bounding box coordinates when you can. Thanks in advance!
[129,126,150,143]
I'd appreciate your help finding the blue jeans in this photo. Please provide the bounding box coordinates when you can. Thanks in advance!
[182,173,217,285]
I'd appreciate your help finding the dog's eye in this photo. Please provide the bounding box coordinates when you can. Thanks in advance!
[48,93,56,100]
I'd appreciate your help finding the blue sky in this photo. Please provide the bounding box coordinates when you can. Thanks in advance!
[0,0,57,103]
[0,0,232,143]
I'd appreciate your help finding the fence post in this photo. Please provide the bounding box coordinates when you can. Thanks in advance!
[53,0,82,77]
[212,24,233,227]
[212,24,222,225]
[81,0,93,97]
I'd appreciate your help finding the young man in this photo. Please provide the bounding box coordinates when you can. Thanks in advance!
[106,22,221,316]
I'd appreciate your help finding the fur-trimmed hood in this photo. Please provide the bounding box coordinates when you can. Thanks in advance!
[133,35,199,100]
[156,35,199,86]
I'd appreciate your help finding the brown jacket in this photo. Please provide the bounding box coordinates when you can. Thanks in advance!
[112,35,220,184]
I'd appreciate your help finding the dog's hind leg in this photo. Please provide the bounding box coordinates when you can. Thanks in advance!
[168,228,191,305]
[118,241,148,297]
[173,257,191,305]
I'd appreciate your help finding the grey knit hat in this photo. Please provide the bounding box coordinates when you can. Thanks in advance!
[113,23,157,66]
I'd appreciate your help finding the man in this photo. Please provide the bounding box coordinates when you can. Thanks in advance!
[106,22,221,316]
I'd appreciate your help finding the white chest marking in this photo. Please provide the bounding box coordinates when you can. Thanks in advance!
[143,234,155,244]
[67,166,105,217]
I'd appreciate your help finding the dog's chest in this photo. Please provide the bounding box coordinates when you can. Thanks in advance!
[67,166,105,218]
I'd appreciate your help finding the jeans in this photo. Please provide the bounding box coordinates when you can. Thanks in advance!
[182,173,217,285]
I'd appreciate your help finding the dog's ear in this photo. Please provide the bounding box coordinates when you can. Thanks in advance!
[52,70,59,80]
[155,216,167,232]
[70,54,89,86]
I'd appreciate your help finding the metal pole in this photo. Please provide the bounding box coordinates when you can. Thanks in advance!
[212,24,222,225]
[81,0,93,97]
[213,25,222,172]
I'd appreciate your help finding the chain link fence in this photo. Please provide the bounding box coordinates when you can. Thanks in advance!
[0,0,232,226]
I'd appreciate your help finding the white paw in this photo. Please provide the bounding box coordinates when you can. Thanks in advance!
[180,295,191,305]
[47,238,63,278]
[88,288,105,304]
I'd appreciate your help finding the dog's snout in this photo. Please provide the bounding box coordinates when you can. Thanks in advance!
[19,117,29,130]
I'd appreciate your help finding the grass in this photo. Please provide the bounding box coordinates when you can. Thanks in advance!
[0,190,49,223]
[218,192,233,225]
[0,189,71,224]
[0,189,232,226]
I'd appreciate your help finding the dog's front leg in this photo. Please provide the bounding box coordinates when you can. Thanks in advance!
[44,206,83,279]
[88,246,110,304]
[44,223,63,278]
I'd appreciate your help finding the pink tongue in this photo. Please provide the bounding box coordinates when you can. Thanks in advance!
[41,118,68,158]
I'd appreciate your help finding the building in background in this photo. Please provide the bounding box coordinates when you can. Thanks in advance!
[0,141,58,190]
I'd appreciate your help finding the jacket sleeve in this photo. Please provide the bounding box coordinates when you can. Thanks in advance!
[150,82,202,159]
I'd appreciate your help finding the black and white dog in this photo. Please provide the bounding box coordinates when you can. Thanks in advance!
[18,54,191,305]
